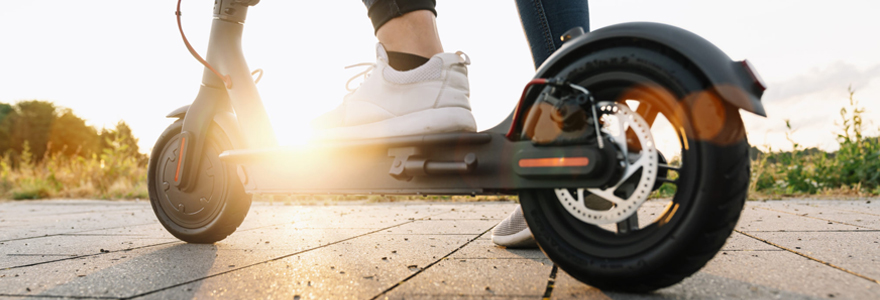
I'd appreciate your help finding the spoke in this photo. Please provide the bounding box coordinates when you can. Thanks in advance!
[659,163,680,172]
[656,177,678,184]
[585,187,626,206]
[616,212,639,233]
[621,154,648,182]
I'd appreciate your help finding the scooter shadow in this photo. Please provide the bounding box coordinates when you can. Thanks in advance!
[36,243,218,299]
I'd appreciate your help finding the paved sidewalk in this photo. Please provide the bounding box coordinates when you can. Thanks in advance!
[0,199,878,299]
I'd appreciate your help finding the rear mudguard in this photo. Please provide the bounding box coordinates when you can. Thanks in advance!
[491,22,766,136]
[542,22,765,116]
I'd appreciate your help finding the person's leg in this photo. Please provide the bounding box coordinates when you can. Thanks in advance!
[364,0,442,69]
[493,0,590,248]
[514,0,590,69]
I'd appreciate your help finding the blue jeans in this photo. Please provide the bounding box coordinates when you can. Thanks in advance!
[362,0,589,69]
[514,0,590,69]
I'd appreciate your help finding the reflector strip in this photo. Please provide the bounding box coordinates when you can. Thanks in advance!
[518,157,589,168]
[175,137,186,182]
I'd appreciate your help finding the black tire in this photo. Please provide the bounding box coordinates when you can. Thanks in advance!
[147,119,251,244]
[520,46,750,292]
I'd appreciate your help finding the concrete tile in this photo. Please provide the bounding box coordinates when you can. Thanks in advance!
[1,235,176,269]
[721,231,781,251]
[450,239,546,260]
[698,249,880,299]
[750,201,880,230]
[553,269,825,300]
[551,249,880,299]
[383,220,498,235]
[0,243,293,298]
[737,204,865,232]
[427,202,517,220]
[0,207,157,242]
[750,231,880,279]
[216,227,375,251]
[141,234,476,300]
[386,257,553,299]
[68,223,174,238]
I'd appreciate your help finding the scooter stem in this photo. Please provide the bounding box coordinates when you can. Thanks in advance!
[176,0,273,191]
[204,0,274,148]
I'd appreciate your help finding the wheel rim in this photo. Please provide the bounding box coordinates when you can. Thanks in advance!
[154,134,227,229]
[538,70,700,258]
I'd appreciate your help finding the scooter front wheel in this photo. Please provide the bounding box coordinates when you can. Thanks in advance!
[520,46,750,292]
[147,119,251,243]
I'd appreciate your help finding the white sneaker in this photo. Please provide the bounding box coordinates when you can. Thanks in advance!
[491,206,538,248]
[311,43,477,140]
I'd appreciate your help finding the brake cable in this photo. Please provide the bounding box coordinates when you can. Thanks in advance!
[175,0,232,89]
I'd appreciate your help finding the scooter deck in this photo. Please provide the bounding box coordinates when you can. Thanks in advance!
[220,131,617,195]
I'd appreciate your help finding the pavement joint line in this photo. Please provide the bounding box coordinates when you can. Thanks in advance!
[420,218,504,220]
[123,211,451,300]
[0,294,118,299]
[374,233,488,235]
[718,249,785,252]
[819,206,880,217]
[739,230,880,233]
[368,225,496,300]
[59,234,174,238]
[735,230,880,285]
[449,257,549,260]
[0,207,145,219]
[235,221,310,233]
[1,241,181,271]
[7,254,80,257]
[754,206,879,230]
[541,265,558,300]
[0,223,157,243]
[787,201,880,215]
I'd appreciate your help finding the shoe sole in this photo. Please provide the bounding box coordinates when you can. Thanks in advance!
[316,107,477,140]
[492,227,538,248]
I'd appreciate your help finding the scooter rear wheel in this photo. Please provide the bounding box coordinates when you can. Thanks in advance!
[520,46,750,292]
[147,119,251,243]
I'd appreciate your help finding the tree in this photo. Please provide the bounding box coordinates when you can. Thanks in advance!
[0,102,14,155]
[100,120,140,158]
[11,101,56,161]
[49,108,100,157]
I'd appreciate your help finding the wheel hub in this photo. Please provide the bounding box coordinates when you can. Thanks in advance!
[555,103,658,225]
[155,137,225,229]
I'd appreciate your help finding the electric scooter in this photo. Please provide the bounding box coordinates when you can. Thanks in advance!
[149,0,767,292]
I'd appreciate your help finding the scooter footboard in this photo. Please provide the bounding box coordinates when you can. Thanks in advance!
[219,132,617,195]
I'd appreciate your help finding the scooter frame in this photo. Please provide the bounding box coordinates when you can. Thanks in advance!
[167,0,766,196]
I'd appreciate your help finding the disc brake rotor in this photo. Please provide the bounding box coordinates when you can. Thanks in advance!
[555,103,658,225]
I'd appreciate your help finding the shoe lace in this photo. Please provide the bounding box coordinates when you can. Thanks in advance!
[344,62,375,92]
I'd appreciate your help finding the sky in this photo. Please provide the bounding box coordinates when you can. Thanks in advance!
[1,0,879,154]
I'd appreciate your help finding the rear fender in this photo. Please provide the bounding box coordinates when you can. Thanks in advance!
[537,22,766,117]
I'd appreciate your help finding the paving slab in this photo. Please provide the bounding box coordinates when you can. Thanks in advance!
[142,234,478,300]
[749,231,880,279]
[0,199,878,300]
[1,234,176,269]
[552,249,880,299]
[736,203,869,232]
[385,258,554,299]
[748,201,880,230]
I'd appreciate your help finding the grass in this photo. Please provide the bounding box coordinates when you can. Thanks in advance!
[0,134,148,200]
[749,87,880,199]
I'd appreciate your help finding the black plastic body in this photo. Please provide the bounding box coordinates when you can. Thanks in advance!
[219,133,619,195]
